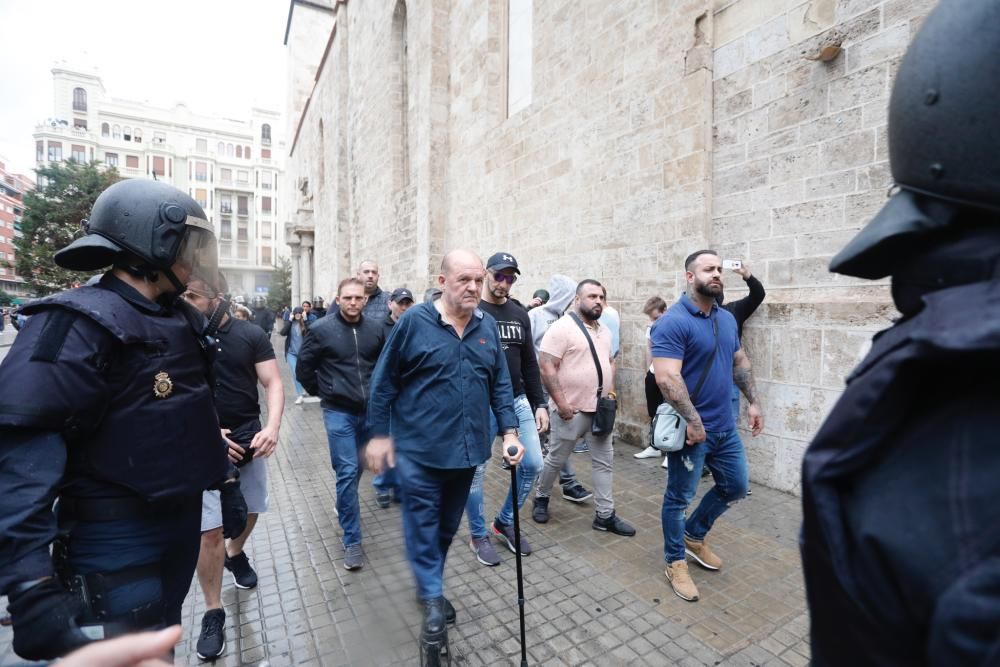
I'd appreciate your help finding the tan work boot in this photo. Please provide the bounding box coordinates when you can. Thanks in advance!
[665,560,699,601]
[684,536,722,571]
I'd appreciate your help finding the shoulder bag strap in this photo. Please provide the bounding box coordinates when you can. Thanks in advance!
[569,312,603,397]
[689,315,719,404]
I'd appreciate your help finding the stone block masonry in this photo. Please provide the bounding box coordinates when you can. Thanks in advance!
[283,0,933,494]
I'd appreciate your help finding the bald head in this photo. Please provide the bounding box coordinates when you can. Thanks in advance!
[356,260,380,294]
[440,249,483,276]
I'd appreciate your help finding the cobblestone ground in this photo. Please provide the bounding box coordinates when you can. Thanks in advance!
[1,341,810,666]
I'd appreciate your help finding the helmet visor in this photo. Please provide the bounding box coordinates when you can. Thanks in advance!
[174,221,218,288]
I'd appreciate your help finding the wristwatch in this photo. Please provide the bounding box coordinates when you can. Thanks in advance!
[501,427,519,437]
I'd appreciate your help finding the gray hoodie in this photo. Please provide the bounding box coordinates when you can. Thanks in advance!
[528,274,577,355]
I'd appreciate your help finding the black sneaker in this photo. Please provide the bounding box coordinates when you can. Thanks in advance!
[532,497,550,524]
[196,608,226,660]
[592,511,636,537]
[561,483,593,503]
[224,551,258,589]
[375,490,391,509]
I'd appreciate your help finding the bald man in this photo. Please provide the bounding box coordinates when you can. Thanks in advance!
[357,260,391,320]
[366,249,525,660]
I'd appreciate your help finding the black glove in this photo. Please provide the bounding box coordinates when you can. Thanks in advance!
[7,578,92,661]
[219,480,248,539]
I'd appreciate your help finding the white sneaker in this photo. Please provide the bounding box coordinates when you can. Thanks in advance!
[295,396,303,405]
[634,446,661,459]
[304,396,321,404]
[661,456,669,469]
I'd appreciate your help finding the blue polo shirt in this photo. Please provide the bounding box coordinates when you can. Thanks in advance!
[650,293,740,432]
[367,300,518,469]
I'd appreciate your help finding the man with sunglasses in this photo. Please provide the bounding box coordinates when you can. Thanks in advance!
[463,253,548,567]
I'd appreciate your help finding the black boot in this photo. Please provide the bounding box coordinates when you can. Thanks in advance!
[420,598,450,666]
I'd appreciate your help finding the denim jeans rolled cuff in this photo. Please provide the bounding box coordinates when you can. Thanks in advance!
[660,429,748,563]
[496,395,544,526]
[536,411,615,517]
[395,453,476,601]
[323,407,369,547]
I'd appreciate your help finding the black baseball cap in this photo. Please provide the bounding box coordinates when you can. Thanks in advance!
[486,252,520,274]
[391,287,414,303]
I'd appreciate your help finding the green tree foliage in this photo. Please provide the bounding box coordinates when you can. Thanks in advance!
[14,161,120,294]
[0,290,13,307]
[267,255,292,310]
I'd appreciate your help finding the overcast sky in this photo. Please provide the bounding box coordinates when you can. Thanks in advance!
[0,0,289,175]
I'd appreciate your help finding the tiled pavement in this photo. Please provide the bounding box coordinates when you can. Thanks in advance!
[1,345,810,666]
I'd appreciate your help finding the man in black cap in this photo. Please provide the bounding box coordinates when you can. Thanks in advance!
[371,287,414,508]
[463,252,548,567]
[801,2,1000,664]
[383,287,414,332]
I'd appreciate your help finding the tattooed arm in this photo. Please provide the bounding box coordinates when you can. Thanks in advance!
[539,351,574,420]
[652,357,706,445]
[733,349,764,436]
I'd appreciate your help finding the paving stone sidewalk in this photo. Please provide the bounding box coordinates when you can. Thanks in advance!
[0,348,810,666]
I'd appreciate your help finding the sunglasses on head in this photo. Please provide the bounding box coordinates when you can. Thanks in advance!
[493,272,517,284]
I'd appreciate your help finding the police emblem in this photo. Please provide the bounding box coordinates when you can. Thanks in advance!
[153,371,174,399]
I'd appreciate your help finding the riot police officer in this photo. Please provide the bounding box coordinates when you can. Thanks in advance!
[0,179,246,661]
[801,2,1000,665]
[251,294,276,335]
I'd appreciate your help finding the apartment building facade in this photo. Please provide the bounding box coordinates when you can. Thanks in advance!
[0,156,32,300]
[32,67,286,298]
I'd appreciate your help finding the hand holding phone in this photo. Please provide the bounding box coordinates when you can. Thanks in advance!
[722,259,743,270]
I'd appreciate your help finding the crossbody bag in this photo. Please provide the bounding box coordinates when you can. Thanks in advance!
[569,312,617,437]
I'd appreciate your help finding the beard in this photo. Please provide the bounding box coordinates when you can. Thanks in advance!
[580,304,603,321]
[694,279,722,298]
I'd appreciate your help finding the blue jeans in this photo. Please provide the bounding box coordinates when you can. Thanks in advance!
[372,467,400,495]
[286,353,305,396]
[465,395,543,537]
[661,429,748,563]
[394,453,476,600]
[323,408,369,547]
[63,496,201,627]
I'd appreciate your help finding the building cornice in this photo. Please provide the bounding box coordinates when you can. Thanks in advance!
[288,1,345,157]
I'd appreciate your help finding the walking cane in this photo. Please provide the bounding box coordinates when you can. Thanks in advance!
[506,445,529,667]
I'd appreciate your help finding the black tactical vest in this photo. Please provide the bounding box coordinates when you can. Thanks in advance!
[22,287,228,500]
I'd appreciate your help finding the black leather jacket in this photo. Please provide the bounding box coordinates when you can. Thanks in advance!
[294,311,386,413]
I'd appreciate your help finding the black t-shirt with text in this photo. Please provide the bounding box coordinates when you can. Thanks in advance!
[478,299,546,409]
[212,317,276,429]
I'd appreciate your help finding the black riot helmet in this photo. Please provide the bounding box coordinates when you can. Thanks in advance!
[830,0,1000,279]
[55,179,218,295]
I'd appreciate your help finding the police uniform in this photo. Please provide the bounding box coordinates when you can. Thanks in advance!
[800,2,1000,664]
[0,180,236,661]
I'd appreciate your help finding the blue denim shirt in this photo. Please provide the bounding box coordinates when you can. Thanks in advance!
[367,301,518,469]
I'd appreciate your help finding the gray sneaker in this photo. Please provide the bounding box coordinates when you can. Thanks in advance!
[344,543,364,570]
[491,519,531,556]
[469,536,501,566]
